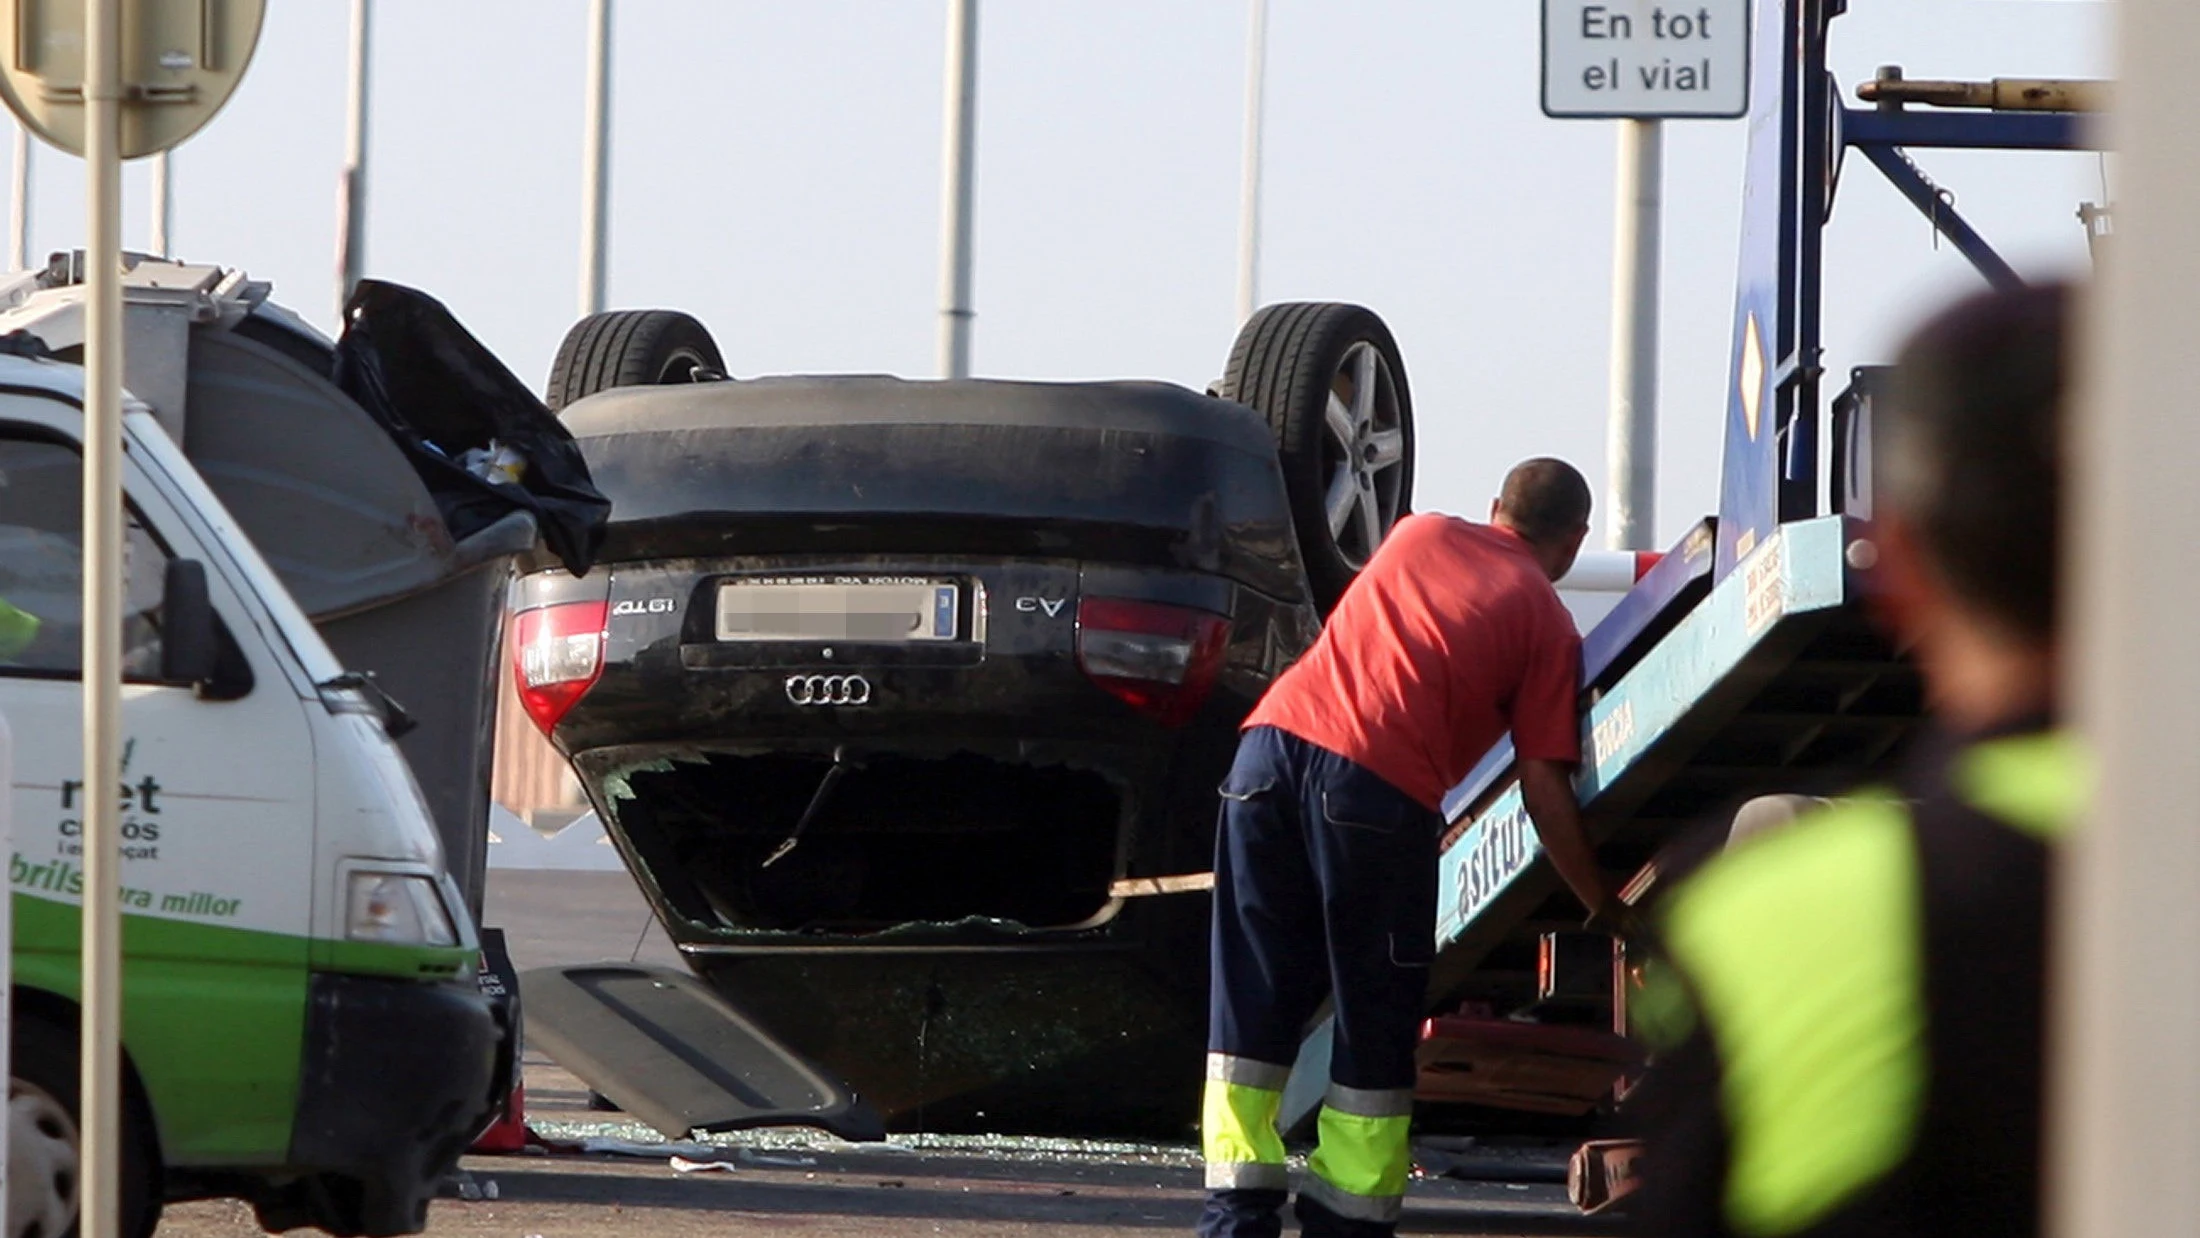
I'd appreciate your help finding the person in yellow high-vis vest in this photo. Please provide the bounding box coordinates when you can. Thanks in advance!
[1628,282,2075,1238]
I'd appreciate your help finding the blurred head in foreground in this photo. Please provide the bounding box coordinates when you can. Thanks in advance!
[1875,281,2068,729]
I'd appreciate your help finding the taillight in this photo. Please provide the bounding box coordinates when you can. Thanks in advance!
[512,600,609,734]
[1076,597,1231,728]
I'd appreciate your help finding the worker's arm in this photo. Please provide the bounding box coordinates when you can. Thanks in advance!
[1517,757,1623,926]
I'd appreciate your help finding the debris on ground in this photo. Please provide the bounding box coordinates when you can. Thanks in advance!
[668,1154,740,1174]
[437,1169,501,1201]
[1413,1136,1572,1185]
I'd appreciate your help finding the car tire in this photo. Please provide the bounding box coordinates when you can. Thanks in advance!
[1220,302,1414,614]
[10,1014,160,1238]
[545,309,726,413]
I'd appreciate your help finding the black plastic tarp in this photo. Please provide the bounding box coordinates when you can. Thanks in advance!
[333,280,609,576]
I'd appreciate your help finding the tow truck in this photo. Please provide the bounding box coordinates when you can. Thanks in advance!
[1266,0,2107,1208]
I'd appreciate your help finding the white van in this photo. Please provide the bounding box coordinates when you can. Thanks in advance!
[0,351,504,1236]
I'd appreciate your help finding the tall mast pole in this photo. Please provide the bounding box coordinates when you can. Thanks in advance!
[1234,0,1268,326]
[579,0,612,316]
[336,0,372,316]
[935,0,979,379]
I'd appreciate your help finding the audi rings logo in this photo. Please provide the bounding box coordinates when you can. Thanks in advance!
[785,674,872,706]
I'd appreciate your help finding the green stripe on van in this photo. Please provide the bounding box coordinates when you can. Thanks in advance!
[14,892,309,1165]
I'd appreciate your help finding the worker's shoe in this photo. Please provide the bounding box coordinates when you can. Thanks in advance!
[1195,1187,1287,1238]
[1294,1190,1400,1238]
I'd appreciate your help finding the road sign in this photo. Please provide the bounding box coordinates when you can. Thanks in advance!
[1543,1,1750,119]
[0,0,265,158]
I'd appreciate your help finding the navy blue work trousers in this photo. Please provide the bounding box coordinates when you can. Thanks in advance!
[1200,724,1442,1238]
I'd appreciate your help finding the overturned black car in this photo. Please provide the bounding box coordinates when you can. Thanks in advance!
[508,302,1414,1132]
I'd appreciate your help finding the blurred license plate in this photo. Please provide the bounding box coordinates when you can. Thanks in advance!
[715,578,960,643]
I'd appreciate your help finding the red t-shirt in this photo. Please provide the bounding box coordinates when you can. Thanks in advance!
[1246,513,1583,810]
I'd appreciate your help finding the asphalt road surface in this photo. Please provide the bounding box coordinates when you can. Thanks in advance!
[153,867,1616,1237]
[158,1144,1611,1237]
[157,1135,1613,1237]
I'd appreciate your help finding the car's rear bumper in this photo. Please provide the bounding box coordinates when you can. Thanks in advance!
[533,551,1302,760]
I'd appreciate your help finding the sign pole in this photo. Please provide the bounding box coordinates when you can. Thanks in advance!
[0,6,263,1232]
[1606,116,1661,550]
[80,0,126,1231]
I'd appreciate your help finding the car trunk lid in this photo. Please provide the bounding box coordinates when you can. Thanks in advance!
[554,375,1304,600]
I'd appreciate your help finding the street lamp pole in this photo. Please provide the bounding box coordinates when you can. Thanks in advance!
[337,0,371,316]
[150,149,172,257]
[1234,0,1268,327]
[579,0,612,317]
[9,120,28,270]
[935,0,979,379]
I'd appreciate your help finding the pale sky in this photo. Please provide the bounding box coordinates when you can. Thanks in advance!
[6,0,2110,550]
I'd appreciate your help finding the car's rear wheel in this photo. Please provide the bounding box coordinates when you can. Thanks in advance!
[546,309,725,412]
[9,1014,160,1238]
[1220,302,1414,614]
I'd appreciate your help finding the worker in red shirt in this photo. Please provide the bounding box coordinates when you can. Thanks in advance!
[1198,459,1623,1238]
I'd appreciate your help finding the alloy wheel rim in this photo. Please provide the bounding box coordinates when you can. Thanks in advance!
[1319,340,1407,568]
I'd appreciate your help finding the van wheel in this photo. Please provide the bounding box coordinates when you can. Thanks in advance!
[546,309,726,413]
[10,1015,160,1238]
[1219,302,1414,614]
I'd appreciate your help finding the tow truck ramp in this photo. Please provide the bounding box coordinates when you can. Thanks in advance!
[1283,515,1918,1129]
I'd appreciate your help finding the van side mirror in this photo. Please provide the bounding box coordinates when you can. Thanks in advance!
[161,559,220,688]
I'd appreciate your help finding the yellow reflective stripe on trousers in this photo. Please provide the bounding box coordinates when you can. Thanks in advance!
[1202,1063,1287,1192]
[1206,1051,1292,1091]
[1304,1103,1410,1221]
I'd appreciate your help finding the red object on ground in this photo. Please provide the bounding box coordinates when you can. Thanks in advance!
[1569,1139,1646,1214]
[469,1084,530,1153]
